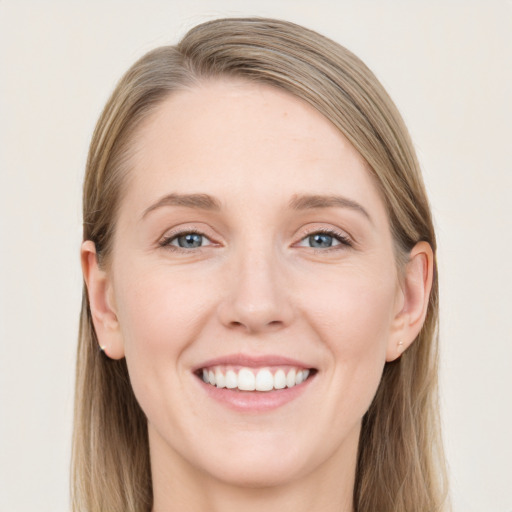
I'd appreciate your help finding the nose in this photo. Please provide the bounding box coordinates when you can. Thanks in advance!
[217,244,295,334]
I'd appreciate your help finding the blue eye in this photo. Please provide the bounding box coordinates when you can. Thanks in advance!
[296,230,351,249]
[175,233,204,248]
[164,232,212,249]
[307,233,337,248]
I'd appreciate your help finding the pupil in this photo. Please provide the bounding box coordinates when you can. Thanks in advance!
[309,233,333,248]
[178,233,202,248]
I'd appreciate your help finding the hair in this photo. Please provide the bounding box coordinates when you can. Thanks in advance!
[73,17,449,512]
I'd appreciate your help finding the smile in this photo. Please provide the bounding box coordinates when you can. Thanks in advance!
[200,366,312,392]
[193,355,317,411]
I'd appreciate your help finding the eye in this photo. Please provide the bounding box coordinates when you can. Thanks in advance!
[307,233,338,248]
[296,230,352,249]
[161,231,213,249]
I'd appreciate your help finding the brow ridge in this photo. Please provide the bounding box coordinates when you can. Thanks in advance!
[142,192,371,222]
[142,193,221,219]
[289,194,372,222]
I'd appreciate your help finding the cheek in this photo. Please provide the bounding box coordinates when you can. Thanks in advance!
[305,267,398,351]
[112,266,213,391]
[115,263,208,341]
[302,269,398,414]
[110,265,222,442]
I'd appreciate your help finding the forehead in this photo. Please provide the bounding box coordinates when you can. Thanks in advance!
[123,79,386,221]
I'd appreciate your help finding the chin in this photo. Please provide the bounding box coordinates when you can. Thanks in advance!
[203,454,306,489]
[182,428,312,488]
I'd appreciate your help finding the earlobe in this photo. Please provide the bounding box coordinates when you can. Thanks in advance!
[386,241,434,362]
[81,241,125,359]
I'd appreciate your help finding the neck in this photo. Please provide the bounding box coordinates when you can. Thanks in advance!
[153,478,354,512]
[150,425,359,512]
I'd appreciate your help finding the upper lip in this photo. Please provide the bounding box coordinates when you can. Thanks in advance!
[193,353,315,372]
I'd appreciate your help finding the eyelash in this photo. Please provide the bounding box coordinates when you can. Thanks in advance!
[299,228,353,251]
[159,227,353,253]
[159,228,212,251]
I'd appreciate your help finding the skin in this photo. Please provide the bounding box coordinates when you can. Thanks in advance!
[82,80,433,512]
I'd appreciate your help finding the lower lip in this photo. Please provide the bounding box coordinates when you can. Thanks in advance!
[196,375,315,412]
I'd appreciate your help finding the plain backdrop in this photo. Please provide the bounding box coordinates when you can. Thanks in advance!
[0,1,511,511]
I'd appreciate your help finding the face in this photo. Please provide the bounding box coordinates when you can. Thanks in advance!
[96,80,407,487]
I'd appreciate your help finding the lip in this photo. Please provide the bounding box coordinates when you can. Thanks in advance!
[192,353,317,413]
[193,353,314,372]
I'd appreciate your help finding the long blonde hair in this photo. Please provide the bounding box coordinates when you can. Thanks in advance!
[73,17,448,512]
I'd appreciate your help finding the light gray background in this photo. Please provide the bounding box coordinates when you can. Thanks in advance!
[1,1,511,511]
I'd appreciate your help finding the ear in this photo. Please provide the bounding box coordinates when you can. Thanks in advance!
[386,241,434,362]
[81,240,125,359]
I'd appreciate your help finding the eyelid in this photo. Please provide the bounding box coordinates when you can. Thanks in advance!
[293,225,354,249]
[295,233,341,248]
[158,225,219,250]
[170,233,213,248]
[156,223,354,251]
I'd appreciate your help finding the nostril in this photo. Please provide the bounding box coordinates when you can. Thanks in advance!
[228,319,284,332]
[267,320,285,330]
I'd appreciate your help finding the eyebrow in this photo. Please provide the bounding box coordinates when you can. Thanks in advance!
[141,192,372,223]
[142,193,221,219]
[289,194,372,223]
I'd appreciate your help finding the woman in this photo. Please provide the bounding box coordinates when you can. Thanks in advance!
[73,17,449,512]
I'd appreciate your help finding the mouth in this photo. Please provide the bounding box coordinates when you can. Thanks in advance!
[195,365,316,392]
[192,354,318,411]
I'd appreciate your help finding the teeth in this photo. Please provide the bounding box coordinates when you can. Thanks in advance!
[238,368,256,391]
[255,369,274,391]
[286,369,296,388]
[215,368,225,388]
[200,366,311,392]
[225,370,238,389]
[274,369,286,389]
